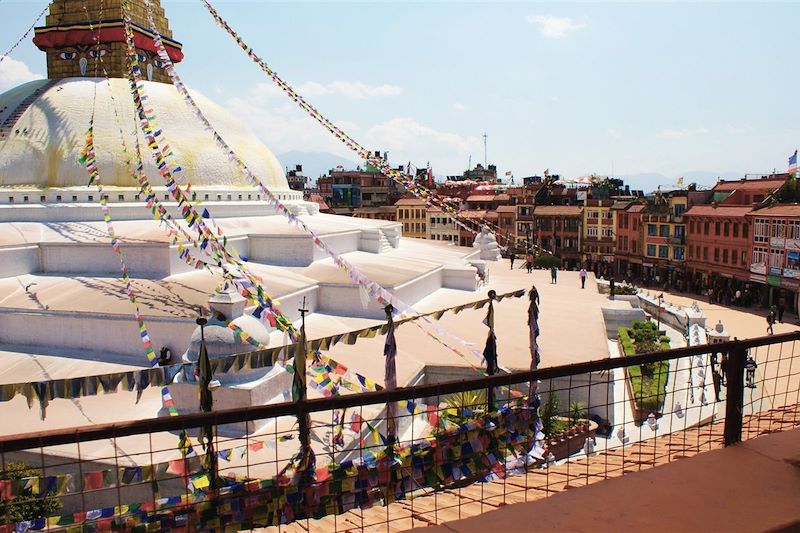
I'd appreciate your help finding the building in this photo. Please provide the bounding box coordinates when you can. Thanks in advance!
[286,165,308,191]
[533,205,583,269]
[747,204,800,313]
[426,207,459,243]
[640,191,688,288]
[316,156,395,209]
[395,197,428,238]
[582,200,615,276]
[684,205,752,296]
[614,202,645,280]
[353,206,396,221]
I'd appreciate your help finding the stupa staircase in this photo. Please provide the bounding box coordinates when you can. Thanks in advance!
[0,79,58,140]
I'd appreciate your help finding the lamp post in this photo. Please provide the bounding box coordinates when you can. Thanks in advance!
[656,293,664,332]
[196,315,218,491]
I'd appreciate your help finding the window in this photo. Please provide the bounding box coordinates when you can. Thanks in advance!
[587,227,598,237]
[754,218,769,243]
[118,194,125,201]
[647,244,656,256]
[72,195,77,201]
[88,195,93,201]
[733,223,739,238]
[602,211,613,220]
[648,224,657,236]
[732,250,737,265]
[56,195,62,201]
[723,222,730,237]
[742,251,747,264]
[703,247,709,260]
[659,225,670,237]
[632,240,637,253]
[770,248,785,268]
[715,222,721,235]
[704,221,710,235]
[771,219,786,239]
[743,223,749,238]
[40,195,46,202]
[658,245,669,258]
[752,246,768,265]
[674,203,686,217]
[714,248,720,262]
[722,249,728,263]
[790,220,800,240]
[7,197,13,203]
[695,245,700,258]
[601,227,613,238]
[689,220,695,233]
[23,196,28,202]
[674,247,685,260]
[688,246,693,259]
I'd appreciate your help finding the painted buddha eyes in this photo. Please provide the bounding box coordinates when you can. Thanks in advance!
[59,51,77,60]
[154,59,167,69]
[89,49,108,58]
[136,52,148,62]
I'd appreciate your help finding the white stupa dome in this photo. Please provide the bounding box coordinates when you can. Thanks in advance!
[0,77,289,192]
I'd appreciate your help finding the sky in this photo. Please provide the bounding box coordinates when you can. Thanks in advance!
[1,0,799,186]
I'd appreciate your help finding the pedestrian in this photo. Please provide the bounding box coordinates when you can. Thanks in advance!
[734,289,741,306]
[708,287,714,305]
[745,354,758,388]
[609,277,616,299]
[550,266,558,284]
[720,353,728,386]
[580,267,587,289]
[525,253,533,274]
[510,252,515,270]
[767,312,774,335]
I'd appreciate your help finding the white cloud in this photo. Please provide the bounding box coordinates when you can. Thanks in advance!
[297,80,402,99]
[659,127,709,139]
[452,102,466,111]
[226,93,359,158]
[526,15,586,38]
[0,56,44,92]
[607,128,621,139]
[365,118,482,173]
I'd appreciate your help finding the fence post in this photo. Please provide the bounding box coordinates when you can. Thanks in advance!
[723,342,747,446]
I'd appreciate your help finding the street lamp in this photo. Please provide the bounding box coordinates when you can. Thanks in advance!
[656,293,664,332]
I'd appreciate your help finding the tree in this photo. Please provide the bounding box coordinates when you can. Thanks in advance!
[534,254,561,269]
[0,462,62,524]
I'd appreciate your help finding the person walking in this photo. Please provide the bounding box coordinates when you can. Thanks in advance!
[609,277,616,299]
[510,252,515,270]
[767,312,775,335]
[777,295,786,323]
[525,253,533,274]
[580,268,587,289]
[550,266,558,284]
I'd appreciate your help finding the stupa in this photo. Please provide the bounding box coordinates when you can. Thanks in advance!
[0,0,498,422]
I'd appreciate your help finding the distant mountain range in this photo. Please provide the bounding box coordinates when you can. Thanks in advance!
[277,151,358,183]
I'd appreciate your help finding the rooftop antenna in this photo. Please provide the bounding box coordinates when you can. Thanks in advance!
[483,132,488,167]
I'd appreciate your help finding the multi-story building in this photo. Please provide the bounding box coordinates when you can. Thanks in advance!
[533,205,583,269]
[286,165,308,191]
[395,198,427,239]
[582,200,615,276]
[352,206,397,221]
[640,192,688,288]
[496,205,517,250]
[316,155,397,209]
[612,200,640,280]
[747,204,800,313]
[426,207,459,243]
[684,205,752,295]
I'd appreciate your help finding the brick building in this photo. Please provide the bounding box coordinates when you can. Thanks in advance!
[533,205,583,269]
[684,205,752,296]
[747,204,800,313]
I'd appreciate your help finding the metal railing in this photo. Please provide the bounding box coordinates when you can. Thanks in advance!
[0,332,798,531]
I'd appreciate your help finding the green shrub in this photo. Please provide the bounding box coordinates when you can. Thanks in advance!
[618,322,671,413]
[0,462,62,524]
[534,254,561,269]
[540,393,559,437]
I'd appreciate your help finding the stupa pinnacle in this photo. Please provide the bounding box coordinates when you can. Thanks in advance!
[33,0,182,82]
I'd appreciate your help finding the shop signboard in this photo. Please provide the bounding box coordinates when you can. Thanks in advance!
[787,239,800,252]
[770,237,786,248]
[750,273,767,283]
[770,267,783,277]
[768,275,781,287]
[750,262,767,275]
[783,268,800,279]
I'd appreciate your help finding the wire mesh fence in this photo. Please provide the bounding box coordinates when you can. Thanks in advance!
[1,332,798,532]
